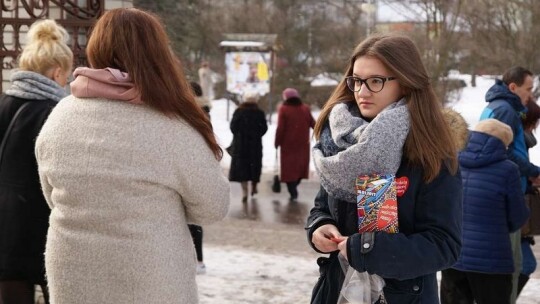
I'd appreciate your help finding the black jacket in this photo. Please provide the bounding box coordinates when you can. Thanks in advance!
[228,102,268,182]
[306,159,462,304]
[0,94,56,283]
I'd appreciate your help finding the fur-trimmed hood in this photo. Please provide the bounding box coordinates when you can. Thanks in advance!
[442,108,469,151]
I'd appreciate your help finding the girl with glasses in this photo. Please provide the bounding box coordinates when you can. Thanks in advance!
[306,33,462,304]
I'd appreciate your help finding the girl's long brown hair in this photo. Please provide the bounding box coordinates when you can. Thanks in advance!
[85,8,222,159]
[314,33,457,182]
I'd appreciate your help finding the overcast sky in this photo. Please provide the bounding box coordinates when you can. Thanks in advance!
[377,0,425,22]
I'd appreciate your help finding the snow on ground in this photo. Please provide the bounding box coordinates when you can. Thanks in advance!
[197,245,317,304]
[197,244,540,304]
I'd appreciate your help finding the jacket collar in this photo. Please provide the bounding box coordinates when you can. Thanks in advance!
[485,79,525,113]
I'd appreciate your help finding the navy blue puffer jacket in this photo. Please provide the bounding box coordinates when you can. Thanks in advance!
[452,131,529,273]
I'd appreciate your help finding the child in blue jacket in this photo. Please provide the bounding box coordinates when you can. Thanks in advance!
[441,119,529,304]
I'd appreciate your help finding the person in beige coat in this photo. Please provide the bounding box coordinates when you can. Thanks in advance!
[35,8,229,304]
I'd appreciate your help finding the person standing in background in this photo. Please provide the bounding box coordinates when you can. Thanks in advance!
[441,119,529,304]
[0,19,72,304]
[275,88,315,201]
[188,81,212,275]
[187,224,206,275]
[228,92,268,203]
[479,66,540,303]
[198,61,214,100]
[190,81,211,117]
[35,8,229,304]
[517,98,540,296]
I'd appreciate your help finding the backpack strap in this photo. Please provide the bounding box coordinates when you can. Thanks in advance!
[0,102,31,169]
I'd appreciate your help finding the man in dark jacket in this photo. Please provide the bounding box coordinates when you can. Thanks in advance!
[479,66,539,303]
[480,67,540,190]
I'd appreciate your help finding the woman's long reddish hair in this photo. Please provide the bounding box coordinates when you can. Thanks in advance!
[85,8,222,159]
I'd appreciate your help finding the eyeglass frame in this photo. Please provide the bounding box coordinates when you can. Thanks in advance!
[345,76,397,93]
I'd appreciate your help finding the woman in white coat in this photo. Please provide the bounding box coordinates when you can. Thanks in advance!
[35,8,229,304]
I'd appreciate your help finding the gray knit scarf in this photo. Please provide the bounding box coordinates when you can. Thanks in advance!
[313,99,410,203]
[6,70,67,102]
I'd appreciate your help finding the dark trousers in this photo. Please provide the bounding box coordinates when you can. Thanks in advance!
[0,281,49,304]
[188,224,203,262]
[286,179,301,199]
[440,268,512,304]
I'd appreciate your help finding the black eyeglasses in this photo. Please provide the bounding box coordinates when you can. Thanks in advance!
[345,76,397,93]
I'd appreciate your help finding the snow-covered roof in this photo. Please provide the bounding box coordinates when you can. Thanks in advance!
[220,33,277,51]
[219,41,265,47]
[310,73,340,87]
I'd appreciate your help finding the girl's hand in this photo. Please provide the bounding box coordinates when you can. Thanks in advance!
[312,224,343,253]
[337,237,349,261]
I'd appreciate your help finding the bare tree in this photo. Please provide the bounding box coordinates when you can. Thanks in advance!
[461,0,540,75]
[380,0,464,103]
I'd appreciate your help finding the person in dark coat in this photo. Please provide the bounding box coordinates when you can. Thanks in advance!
[190,81,211,117]
[306,33,462,304]
[228,92,268,202]
[187,81,212,274]
[0,19,72,304]
[275,88,315,201]
[517,99,540,296]
[441,119,529,304]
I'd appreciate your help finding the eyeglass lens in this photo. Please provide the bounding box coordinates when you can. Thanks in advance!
[346,77,385,93]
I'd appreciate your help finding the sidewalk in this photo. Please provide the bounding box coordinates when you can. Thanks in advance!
[198,173,540,304]
[198,240,540,304]
[198,217,318,304]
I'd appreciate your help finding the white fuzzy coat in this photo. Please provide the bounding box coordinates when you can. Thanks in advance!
[35,96,230,304]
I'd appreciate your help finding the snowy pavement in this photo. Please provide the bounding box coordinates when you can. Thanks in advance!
[197,225,540,304]
[197,245,317,304]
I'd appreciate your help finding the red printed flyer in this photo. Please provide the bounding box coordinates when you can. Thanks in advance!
[355,174,399,233]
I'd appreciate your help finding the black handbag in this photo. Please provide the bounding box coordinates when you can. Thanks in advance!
[272,149,281,193]
[310,252,344,304]
[272,174,281,193]
[225,135,236,156]
[0,102,30,168]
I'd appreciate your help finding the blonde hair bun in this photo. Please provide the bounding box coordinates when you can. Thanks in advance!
[27,19,68,44]
[18,19,73,75]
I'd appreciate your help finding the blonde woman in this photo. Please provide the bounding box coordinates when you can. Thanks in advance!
[0,19,72,304]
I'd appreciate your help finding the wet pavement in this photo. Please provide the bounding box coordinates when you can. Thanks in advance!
[226,172,319,226]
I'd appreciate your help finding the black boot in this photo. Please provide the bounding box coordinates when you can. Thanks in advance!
[286,181,298,201]
[517,273,529,296]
